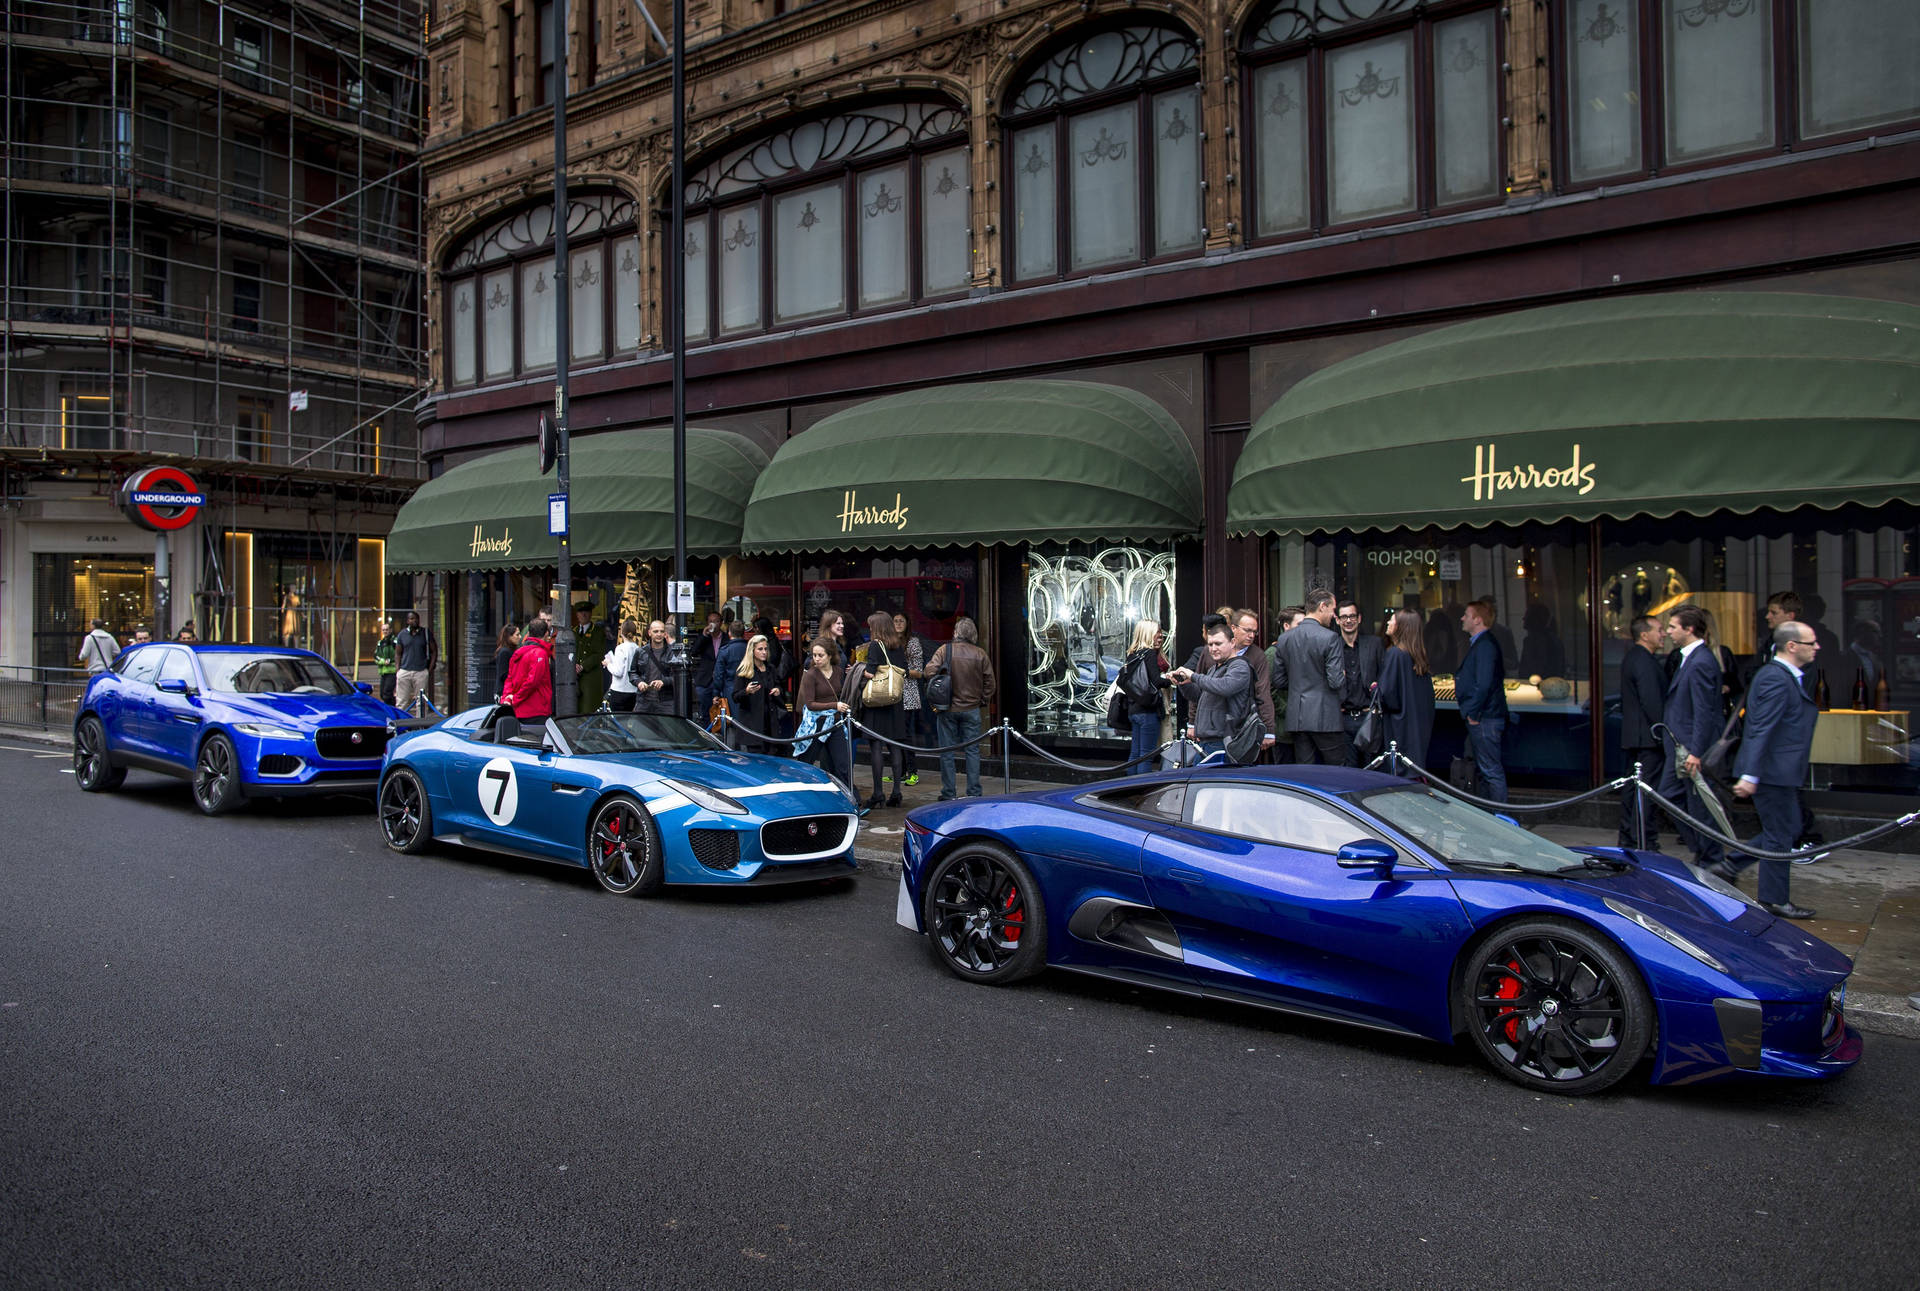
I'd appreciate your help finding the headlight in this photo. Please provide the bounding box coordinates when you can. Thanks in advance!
[234,722,302,740]
[663,779,748,815]
[1603,897,1728,973]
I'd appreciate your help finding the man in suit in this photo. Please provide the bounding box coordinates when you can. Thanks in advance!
[1334,599,1387,767]
[1618,614,1668,849]
[1713,623,1822,919]
[1270,589,1347,764]
[1456,599,1510,802]
[1658,605,1725,866]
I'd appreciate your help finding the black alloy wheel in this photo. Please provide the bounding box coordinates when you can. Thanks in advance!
[74,716,125,792]
[1458,919,1653,1095]
[923,845,1047,984]
[378,768,432,854]
[587,795,664,896]
[191,733,244,815]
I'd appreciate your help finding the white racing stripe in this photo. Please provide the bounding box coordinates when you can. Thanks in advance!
[724,782,849,799]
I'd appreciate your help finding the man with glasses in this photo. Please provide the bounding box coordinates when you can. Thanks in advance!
[1713,623,1822,919]
[1334,600,1385,768]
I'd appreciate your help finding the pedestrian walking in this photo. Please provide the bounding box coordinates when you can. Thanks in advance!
[1716,623,1822,919]
[1377,610,1435,775]
[1169,621,1254,763]
[393,611,436,715]
[1120,619,1171,771]
[730,634,785,751]
[499,618,554,724]
[77,618,120,675]
[1658,605,1725,866]
[797,639,854,792]
[1457,599,1510,801]
[631,619,674,715]
[604,619,641,712]
[930,616,996,800]
[1618,614,1668,849]
[1270,589,1348,765]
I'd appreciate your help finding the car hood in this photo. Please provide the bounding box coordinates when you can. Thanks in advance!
[590,748,850,796]
[1562,848,1771,932]
[219,693,403,728]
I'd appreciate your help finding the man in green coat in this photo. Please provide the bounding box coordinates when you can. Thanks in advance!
[573,601,609,713]
[373,618,398,705]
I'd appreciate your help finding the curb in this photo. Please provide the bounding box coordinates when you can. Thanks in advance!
[1847,992,1920,1040]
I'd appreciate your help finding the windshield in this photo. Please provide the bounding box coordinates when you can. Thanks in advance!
[555,712,727,755]
[1352,784,1588,875]
[200,652,354,696]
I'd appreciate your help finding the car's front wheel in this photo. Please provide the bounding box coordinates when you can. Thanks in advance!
[192,733,244,815]
[74,716,125,792]
[1458,918,1653,1095]
[922,844,1047,984]
[378,768,432,854]
[586,795,664,896]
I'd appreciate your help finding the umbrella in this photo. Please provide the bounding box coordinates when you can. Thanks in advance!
[1669,735,1737,841]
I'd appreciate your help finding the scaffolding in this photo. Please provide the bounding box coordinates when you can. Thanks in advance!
[2,0,428,474]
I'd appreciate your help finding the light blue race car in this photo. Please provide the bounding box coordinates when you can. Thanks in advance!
[376,706,860,894]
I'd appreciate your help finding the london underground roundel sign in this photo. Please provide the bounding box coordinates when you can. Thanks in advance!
[120,465,206,532]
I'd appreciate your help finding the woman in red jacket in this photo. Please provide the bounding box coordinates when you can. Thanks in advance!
[501,618,555,722]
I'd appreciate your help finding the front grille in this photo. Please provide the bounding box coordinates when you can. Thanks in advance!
[257,754,303,776]
[689,829,741,871]
[761,814,853,858]
[314,726,389,760]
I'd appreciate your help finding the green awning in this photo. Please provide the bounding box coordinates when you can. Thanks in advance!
[1227,292,1920,536]
[741,380,1200,553]
[388,426,767,572]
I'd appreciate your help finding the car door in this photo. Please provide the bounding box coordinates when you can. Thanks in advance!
[102,648,162,758]
[1141,781,1470,1038]
[437,726,572,860]
[149,647,204,767]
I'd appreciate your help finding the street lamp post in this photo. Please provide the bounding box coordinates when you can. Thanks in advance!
[550,0,578,717]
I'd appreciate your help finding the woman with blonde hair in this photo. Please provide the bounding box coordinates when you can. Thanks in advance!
[604,618,641,712]
[730,633,785,750]
[1120,618,1171,770]
[1377,609,1435,775]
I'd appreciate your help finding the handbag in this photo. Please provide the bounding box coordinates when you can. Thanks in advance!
[1224,708,1266,766]
[1449,755,1478,793]
[1106,681,1130,734]
[1353,697,1384,761]
[862,664,906,707]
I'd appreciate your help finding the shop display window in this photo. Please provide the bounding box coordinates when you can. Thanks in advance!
[1026,543,1177,738]
[33,552,155,670]
[797,550,975,654]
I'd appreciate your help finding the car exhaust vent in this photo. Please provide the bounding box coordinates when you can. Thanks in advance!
[257,754,303,776]
[689,829,740,870]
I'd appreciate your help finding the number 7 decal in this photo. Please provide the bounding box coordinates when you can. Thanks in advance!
[479,757,520,826]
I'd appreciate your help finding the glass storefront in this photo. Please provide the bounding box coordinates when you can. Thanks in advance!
[1025,542,1178,737]
[215,530,387,674]
[1270,523,1592,785]
[794,549,976,652]
[34,552,155,668]
[1266,505,1920,801]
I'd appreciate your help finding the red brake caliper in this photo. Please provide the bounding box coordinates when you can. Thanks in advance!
[1494,959,1525,1042]
[1001,888,1023,943]
[605,813,621,860]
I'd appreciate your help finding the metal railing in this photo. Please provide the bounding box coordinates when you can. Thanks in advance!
[0,665,90,732]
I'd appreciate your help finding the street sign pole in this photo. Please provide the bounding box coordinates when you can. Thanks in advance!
[670,0,690,718]
[550,0,579,718]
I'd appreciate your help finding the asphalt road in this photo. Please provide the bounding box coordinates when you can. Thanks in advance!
[3,743,1916,1290]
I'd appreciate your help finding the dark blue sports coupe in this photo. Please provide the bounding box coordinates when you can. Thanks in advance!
[73,643,406,814]
[376,707,860,894]
[897,766,1862,1094]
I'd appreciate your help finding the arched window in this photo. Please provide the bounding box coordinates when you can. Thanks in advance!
[1242,1,1500,237]
[442,193,639,388]
[681,101,971,339]
[1002,25,1203,282]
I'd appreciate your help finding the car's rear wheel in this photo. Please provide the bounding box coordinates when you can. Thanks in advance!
[1458,918,1652,1095]
[192,733,244,815]
[587,795,663,896]
[922,844,1047,984]
[378,768,432,854]
[74,716,125,792]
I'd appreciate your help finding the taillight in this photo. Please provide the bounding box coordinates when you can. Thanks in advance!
[904,819,932,838]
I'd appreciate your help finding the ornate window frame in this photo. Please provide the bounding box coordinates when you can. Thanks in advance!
[1000,23,1205,283]
[1240,0,1505,241]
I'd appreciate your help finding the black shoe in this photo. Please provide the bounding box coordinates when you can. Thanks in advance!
[1708,860,1741,883]
[1763,901,1817,920]
[886,793,902,808]
[864,795,884,811]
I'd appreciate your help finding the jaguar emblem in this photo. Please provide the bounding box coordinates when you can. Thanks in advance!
[806,821,819,838]
[350,731,364,745]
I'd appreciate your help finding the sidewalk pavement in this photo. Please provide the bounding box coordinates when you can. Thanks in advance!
[851,763,1920,1040]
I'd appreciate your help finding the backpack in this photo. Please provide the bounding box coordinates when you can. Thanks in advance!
[925,645,955,711]
[1120,651,1158,704]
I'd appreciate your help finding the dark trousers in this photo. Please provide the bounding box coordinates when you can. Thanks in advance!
[1730,783,1799,906]
[378,672,397,705]
[606,690,636,712]
[1658,756,1725,866]
[1619,745,1664,849]
[1292,729,1349,765]
[1466,718,1509,803]
[867,726,902,802]
[805,722,853,791]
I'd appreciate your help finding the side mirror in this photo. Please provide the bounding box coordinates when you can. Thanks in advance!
[156,678,191,695]
[354,681,375,695]
[1336,839,1398,875]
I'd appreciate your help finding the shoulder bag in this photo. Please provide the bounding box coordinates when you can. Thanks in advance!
[1352,687,1385,761]
[924,645,954,712]
[860,643,905,707]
